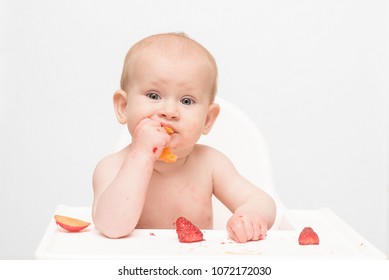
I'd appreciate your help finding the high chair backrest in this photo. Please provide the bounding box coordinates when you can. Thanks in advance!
[114,98,285,230]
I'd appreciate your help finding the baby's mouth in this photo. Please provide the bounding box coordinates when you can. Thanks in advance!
[160,123,176,134]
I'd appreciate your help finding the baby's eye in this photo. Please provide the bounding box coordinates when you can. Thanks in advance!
[181,97,195,105]
[146,92,161,100]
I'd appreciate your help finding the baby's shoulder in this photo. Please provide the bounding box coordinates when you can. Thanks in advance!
[192,144,238,176]
[93,147,128,180]
[192,144,232,164]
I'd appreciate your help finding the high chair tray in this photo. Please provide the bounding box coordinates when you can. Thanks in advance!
[35,204,387,259]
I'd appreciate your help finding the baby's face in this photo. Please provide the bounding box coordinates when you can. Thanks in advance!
[124,45,217,158]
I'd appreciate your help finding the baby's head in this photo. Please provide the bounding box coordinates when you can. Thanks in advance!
[114,33,221,156]
[119,32,218,103]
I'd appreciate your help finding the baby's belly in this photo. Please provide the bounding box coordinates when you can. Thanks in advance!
[136,200,213,230]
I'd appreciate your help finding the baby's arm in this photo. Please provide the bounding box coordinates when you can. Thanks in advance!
[92,118,170,238]
[211,149,276,243]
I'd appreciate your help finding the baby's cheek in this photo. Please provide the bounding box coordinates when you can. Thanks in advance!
[186,122,204,137]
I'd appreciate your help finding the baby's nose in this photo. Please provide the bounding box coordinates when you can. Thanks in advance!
[158,102,179,119]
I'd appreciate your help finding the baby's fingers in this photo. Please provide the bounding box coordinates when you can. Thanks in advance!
[227,223,247,243]
[226,224,239,243]
[258,222,268,240]
[251,223,261,241]
[227,215,251,243]
[227,215,269,243]
[251,218,268,241]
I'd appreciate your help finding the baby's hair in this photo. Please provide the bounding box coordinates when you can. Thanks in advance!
[120,32,218,103]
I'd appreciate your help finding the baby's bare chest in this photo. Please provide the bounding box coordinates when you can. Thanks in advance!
[137,172,214,229]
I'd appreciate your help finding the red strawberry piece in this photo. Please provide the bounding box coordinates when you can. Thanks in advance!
[298,227,319,245]
[176,217,204,243]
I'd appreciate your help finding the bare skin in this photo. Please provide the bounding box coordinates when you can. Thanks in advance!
[92,33,276,242]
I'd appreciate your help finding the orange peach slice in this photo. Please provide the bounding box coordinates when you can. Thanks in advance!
[54,215,91,232]
[164,126,174,134]
[159,126,177,163]
[159,147,177,163]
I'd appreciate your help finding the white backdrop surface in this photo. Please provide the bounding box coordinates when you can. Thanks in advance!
[1,0,388,258]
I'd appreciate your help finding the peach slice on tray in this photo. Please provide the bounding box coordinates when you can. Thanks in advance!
[158,126,177,163]
[54,215,91,232]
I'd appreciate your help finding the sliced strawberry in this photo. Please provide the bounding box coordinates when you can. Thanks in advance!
[176,217,204,243]
[298,227,320,245]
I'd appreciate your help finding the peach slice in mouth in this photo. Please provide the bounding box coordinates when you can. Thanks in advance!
[163,126,174,134]
[158,126,177,163]
[54,215,91,232]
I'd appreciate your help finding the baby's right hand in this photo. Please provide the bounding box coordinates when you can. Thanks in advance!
[130,118,171,161]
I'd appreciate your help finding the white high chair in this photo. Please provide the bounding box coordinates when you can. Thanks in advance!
[35,98,387,259]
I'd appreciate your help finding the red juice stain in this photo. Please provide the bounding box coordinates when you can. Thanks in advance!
[152,147,158,153]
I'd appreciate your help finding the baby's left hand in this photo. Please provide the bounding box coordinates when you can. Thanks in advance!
[226,213,268,243]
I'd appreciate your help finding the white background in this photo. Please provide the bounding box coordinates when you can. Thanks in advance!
[1,0,388,259]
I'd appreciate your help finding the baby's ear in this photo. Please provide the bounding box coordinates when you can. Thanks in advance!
[113,89,128,124]
[202,103,220,135]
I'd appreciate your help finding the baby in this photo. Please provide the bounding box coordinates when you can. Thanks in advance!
[92,33,276,243]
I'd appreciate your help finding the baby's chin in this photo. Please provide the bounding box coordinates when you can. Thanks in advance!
[170,146,196,159]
